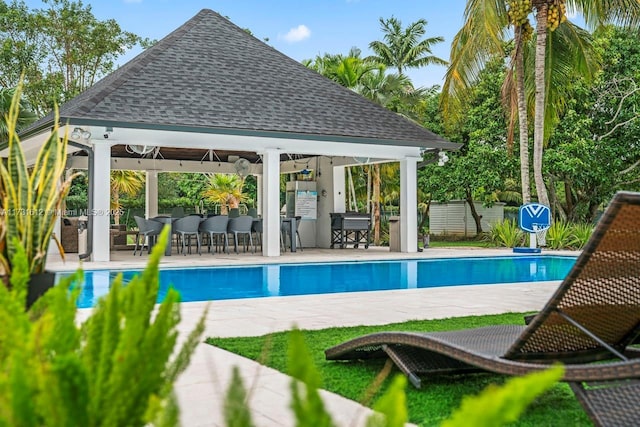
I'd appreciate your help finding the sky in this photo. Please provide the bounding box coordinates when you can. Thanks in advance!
[22,0,469,88]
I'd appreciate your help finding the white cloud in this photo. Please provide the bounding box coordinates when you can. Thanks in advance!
[280,24,311,43]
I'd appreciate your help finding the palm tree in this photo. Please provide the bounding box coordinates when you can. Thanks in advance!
[530,0,640,206]
[0,87,37,142]
[304,48,382,89]
[202,173,247,215]
[110,171,144,224]
[443,0,598,206]
[358,69,426,121]
[442,1,532,201]
[354,43,430,243]
[368,17,447,76]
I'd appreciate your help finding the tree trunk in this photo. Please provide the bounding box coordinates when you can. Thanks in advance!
[347,167,358,212]
[564,181,574,219]
[465,189,483,235]
[366,166,372,214]
[547,179,566,222]
[515,26,531,204]
[373,164,381,245]
[112,190,120,225]
[533,3,550,207]
[588,201,599,223]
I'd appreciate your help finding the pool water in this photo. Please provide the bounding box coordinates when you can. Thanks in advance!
[65,256,576,308]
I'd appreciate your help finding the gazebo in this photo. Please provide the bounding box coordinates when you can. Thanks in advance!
[12,9,459,261]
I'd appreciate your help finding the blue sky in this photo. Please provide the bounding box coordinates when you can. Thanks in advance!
[23,0,469,88]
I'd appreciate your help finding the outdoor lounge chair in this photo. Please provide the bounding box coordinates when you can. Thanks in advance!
[326,191,640,393]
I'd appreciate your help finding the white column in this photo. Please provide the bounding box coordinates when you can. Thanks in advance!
[256,174,263,215]
[400,157,419,253]
[92,143,111,261]
[332,165,346,213]
[261,149,281,256]
[145,171,158,218]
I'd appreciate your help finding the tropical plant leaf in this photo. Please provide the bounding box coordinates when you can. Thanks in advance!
[0,82,77,276]
[287,328,334,427]
[441,365,564,427]
[223,366,255,427]
[365,374,408,427]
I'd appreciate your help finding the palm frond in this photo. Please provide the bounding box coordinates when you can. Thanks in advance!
[441,0,510,124]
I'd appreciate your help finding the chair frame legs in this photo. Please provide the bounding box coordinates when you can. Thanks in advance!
[133,233,156,256]
[232,232,255,254]
[204,232,229,254]
[177,232,201,256]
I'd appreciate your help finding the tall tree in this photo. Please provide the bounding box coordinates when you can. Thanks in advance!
[0,86,36,141]
[368,16,447,76]
[545,26,640,221]
[530,0,640,207]
[443,0,598,206]
[443,0,533,203]
[421,58,518,234]
[367,15,447,242]
[0,0,141,115]
[305,48,414,242]
[304,48,381,89]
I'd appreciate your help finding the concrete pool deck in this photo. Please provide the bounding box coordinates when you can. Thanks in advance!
[56,246,578,426]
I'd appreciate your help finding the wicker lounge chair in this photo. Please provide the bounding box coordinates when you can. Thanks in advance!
[569,379,640,427]
[326,191,640,392]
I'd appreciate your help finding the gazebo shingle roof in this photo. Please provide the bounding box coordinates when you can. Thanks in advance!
[24,9,453,149]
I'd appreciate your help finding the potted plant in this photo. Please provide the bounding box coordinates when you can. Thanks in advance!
[0,84,75,307]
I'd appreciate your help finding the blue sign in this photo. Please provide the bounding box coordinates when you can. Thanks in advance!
[519,203,551,233]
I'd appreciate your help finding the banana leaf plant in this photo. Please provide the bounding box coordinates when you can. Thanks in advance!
[0,84,75,281]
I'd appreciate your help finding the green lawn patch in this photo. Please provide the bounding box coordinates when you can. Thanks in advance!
[207,312,591,426]
[427,240,490,248]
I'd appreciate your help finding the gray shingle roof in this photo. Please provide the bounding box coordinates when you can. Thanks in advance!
[26,9,454,148]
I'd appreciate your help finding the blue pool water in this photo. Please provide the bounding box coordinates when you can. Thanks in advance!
[64,256,576,308]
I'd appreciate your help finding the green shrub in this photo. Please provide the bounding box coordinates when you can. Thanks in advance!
[0,229,206,426]
[487,219,525,248]
[546,221,574,250]
[569,223,593,250]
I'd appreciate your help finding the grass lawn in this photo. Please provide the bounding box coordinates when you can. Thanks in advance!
[207,312,591,426]
[426,240,490,248]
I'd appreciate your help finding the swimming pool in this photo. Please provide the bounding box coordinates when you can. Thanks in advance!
[66,255,576,308]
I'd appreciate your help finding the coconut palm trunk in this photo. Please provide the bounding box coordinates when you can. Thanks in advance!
[533,2,550,207]
[514,26,531,204]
